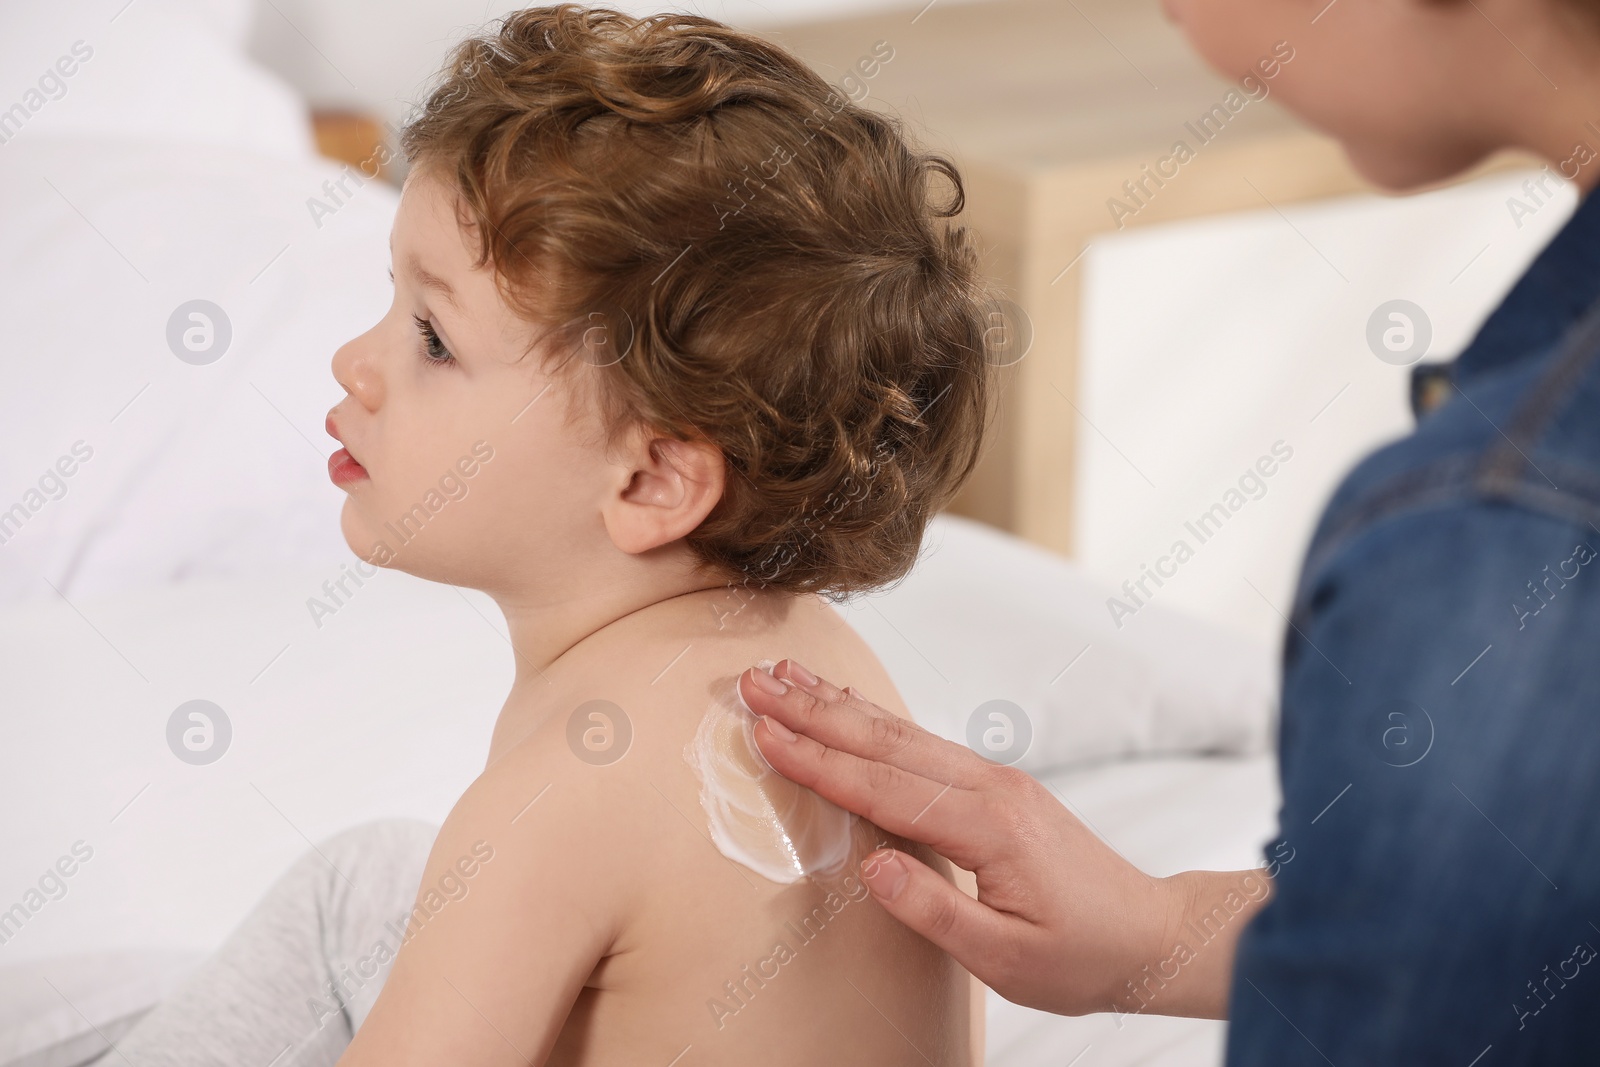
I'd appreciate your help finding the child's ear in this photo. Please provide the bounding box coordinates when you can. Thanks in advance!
[601,430,726,556]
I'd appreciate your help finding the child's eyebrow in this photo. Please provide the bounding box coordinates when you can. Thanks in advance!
[388,236,462,313]
[407,254,461,313]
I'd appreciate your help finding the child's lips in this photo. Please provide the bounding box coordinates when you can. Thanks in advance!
[326,412,370,485]
[328,447,369,486]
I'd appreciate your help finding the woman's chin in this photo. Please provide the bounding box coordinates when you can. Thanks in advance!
[1343,138,1493,196]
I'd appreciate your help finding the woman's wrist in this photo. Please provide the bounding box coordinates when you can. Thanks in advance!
[1097,868,1270,1021]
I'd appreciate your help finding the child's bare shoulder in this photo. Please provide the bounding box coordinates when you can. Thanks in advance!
[458,591,908,910]
[462,639,765,860]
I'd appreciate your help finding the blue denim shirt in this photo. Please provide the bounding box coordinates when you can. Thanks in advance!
[1226,187,1600,1065]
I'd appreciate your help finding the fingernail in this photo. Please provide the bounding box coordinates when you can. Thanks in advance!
[787,660,819,687]
[760,715,798,742]
[861,849,908,901]
[749,667,787,696]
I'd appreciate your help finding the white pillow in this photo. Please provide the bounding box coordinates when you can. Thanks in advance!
[2,0,315,160]
[835,515,1278,773]
[0,133,397,609]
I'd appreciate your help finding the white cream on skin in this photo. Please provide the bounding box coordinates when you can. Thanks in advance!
[685,660,854,884]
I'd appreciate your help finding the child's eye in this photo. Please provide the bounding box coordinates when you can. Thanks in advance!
[411,314,455,367]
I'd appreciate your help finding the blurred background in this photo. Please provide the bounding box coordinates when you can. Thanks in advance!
[1,0,1571,641]
[0,1,1576,1065]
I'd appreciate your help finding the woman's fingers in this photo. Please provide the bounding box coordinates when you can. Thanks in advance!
[752,714,1001,870]
[858,848,1017,987]
[770,661,895,721]
[769,659,864,710]
[740,664,997,791]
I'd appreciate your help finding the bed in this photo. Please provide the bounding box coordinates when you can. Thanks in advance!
[0,2,1284,1065]
[0,517,1281,1067]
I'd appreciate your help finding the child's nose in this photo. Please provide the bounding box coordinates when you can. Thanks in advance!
[331,331,384,412]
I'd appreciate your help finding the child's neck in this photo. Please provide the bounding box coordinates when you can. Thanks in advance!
[483,557,804,765]
[494,544,731,698]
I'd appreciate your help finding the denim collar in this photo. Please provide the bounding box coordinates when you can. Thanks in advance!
[1458,184,1600,379]
[1412,185,1600,416]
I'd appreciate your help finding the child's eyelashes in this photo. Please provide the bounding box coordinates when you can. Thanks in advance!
[412,314,456,367]
[386,266,455,367]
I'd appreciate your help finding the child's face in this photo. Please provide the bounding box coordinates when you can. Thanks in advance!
[328,172,614,592]
[1163,0,1512,190]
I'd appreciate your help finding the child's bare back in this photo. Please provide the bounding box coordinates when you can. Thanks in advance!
[348,589,976,1066]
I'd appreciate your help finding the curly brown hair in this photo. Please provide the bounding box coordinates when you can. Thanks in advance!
[399,4,998,597]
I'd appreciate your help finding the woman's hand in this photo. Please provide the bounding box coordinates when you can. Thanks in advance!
[739,661,1261,1019]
